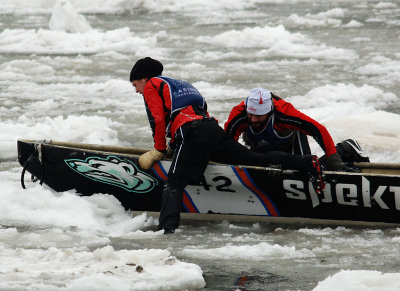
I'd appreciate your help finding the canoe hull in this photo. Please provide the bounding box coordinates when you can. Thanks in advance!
[18,140,400,224]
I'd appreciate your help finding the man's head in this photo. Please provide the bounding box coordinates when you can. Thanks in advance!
[130,57,163,94]
[245,88,273,130]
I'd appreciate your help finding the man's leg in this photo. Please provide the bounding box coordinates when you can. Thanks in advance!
[210,126,311,170]
[158,178,185,234]
[158,121,215,233]
[210,126,325,194]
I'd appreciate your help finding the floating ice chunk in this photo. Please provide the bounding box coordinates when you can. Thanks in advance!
[196,24,357,60]
[344,20,364,28]
[0,244,205,290]
[49,0,92,33]
[313,270,400,291]
[182,242,315,260]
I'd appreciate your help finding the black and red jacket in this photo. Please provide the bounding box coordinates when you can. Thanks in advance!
[142,76,209,152]
[224,94,337,157]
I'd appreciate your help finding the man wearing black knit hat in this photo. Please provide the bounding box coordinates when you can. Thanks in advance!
[130,57,163,81]
[130,57,325,234]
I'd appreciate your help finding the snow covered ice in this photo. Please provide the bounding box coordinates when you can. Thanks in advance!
[0,0,399,289]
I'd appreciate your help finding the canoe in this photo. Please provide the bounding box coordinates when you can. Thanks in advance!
[17,139,400,226]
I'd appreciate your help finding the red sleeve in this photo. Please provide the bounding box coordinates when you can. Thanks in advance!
[224,101,249,141]
[142,79,171,152]
[273,98,337,156]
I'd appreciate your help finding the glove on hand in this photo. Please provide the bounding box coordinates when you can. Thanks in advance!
[326,153,357,172]
[139,148,165,170]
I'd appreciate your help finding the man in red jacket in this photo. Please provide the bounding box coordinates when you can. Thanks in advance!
[130,58,325,234]
[224,87,360,171]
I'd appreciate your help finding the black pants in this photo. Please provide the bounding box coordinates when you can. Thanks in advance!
[158,118,313,230]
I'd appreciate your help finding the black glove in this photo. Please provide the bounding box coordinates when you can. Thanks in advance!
[326,153,357,172]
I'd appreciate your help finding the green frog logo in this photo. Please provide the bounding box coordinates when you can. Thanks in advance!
[65,156,158,193]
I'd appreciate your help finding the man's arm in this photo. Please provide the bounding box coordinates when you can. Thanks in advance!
[273,98,337,157]
[143,80,170,152]
[224,101,249,141]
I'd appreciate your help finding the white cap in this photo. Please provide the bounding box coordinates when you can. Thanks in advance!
[245,88,273,115]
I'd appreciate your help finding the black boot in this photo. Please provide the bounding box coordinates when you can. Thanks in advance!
[336,139,370,163]
[158,185,183,234]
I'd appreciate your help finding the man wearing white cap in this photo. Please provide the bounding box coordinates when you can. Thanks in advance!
[225,88,349,171]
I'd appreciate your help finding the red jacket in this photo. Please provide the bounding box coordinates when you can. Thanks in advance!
[224,94,337,157]
[142,77,208,152]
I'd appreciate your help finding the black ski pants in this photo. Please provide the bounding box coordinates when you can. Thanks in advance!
[158,118,313,231]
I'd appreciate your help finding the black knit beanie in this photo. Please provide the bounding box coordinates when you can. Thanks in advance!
[129,57,163,81]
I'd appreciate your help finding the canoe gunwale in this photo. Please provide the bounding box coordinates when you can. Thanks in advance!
[134,211,400,228]
[18,139,400,176]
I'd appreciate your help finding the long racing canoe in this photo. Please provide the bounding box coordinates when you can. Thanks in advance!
[17,139,400,226]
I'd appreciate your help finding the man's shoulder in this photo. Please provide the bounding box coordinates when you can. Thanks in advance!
[272,95,294,111]
[233,100,246,110]
[148,77,165,86]
[144,77,170,94]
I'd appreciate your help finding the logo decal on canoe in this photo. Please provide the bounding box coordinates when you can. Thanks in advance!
[65,156,158,193]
